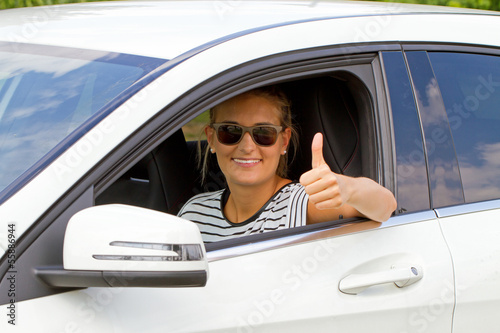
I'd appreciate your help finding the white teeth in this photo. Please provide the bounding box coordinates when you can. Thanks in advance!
[233,159,260,164]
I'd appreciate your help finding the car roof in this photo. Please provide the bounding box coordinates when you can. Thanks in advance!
[0,0,498,59]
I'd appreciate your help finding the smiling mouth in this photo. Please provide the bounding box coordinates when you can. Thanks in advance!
[233,158,261,165]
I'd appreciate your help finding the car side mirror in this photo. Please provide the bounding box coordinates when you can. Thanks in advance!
[35,204,208,288]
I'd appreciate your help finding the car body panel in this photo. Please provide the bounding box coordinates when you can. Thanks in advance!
[437,203,500,333]
[1,216,454,332]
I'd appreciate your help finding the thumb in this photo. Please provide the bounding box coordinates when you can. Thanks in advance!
[311,132,326,169]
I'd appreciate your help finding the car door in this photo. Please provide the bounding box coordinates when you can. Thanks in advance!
[0,44,455,332]
[419,49,500,333]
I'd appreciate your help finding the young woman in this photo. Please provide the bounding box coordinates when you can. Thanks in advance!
[178,86,397,242]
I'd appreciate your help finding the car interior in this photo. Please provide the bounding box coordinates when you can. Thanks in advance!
[96,73,377,220]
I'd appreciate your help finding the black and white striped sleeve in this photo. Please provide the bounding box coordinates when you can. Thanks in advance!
[287,183,309,228]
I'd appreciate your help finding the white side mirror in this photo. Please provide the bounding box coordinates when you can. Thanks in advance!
[36,204,208,288]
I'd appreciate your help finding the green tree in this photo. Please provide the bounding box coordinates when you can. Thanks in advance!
[0,0,110,10]
[372,0,499,11]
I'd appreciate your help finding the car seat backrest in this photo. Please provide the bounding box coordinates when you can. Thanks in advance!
[285,76,362,180]
[155,133,225,215]
[95,150,168,211]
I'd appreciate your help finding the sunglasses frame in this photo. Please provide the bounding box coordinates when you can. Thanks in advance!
[211,123,284,147]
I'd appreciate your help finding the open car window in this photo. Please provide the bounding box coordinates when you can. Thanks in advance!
[95,70,380,243]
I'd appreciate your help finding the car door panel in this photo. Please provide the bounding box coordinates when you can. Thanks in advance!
[1,215,453,332]
[437,205,500,333]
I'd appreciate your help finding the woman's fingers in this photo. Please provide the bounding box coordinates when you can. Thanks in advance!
[301,132,346,210]
[302,170,343,209]
[311,132,326,169]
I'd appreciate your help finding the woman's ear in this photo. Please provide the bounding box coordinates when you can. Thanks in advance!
[205,125,215,150]
[281,127,292,153]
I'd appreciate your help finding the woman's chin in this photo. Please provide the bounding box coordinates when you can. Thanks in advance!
[226,172,278,188]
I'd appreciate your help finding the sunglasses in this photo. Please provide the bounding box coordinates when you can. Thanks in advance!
[211,123,283,147]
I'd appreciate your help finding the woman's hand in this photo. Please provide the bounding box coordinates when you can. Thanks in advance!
[300,133,397,223]
[299,133,350,210]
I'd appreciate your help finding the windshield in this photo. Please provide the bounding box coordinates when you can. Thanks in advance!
[0,43,167,201]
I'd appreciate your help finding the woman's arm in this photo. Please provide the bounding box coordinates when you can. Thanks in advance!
[300,133,397,224]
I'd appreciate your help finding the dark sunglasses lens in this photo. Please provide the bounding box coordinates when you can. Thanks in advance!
[252,127,277,146]
[217,125,242,144]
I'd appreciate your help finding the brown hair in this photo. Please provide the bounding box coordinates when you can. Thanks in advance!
[199,85,298,184]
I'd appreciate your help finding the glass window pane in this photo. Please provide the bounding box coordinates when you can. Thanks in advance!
[429,52,500,203]
[0,44,166,197]
[406,51,463,208]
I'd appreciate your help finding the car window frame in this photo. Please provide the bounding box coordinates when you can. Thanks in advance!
[93,46,396,247]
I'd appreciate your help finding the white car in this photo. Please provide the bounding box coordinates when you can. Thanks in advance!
[0,1,500,332]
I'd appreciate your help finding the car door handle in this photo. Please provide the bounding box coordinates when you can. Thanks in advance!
[339,265,423,295]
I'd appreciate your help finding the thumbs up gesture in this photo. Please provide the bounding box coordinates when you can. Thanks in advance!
[299,133,348,210]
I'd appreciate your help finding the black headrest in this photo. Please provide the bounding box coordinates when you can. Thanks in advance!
[285,76,361,179]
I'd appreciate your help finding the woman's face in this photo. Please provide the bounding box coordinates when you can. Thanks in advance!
[206,93,291,188]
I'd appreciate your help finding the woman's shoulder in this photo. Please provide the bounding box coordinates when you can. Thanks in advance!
[184,189,224,205]
[178,189,225,215]
[264,182,305,206]
[278,181,305,194]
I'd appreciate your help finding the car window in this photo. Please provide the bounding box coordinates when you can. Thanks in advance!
[0,43,167,201]
[96,68,382,242]
[405,51,464,208]
[429,52,500,203]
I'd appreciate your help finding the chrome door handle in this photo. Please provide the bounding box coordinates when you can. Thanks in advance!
[339,265,423,295]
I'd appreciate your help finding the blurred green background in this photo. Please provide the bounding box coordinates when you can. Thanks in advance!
[375,0,499,11]
[0,0,108,10]
[0,0,498,11]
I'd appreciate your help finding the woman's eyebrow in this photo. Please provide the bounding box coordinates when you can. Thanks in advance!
[218,121,275,126]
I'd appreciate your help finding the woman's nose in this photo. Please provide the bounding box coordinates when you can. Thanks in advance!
[238,132,256,151]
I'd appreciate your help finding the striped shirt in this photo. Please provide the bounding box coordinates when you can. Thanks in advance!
[177,182,309,242]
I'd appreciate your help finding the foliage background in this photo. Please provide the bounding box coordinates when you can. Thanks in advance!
[0,0,499,11]
[0,0,110,10]
[373,0,499,12]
